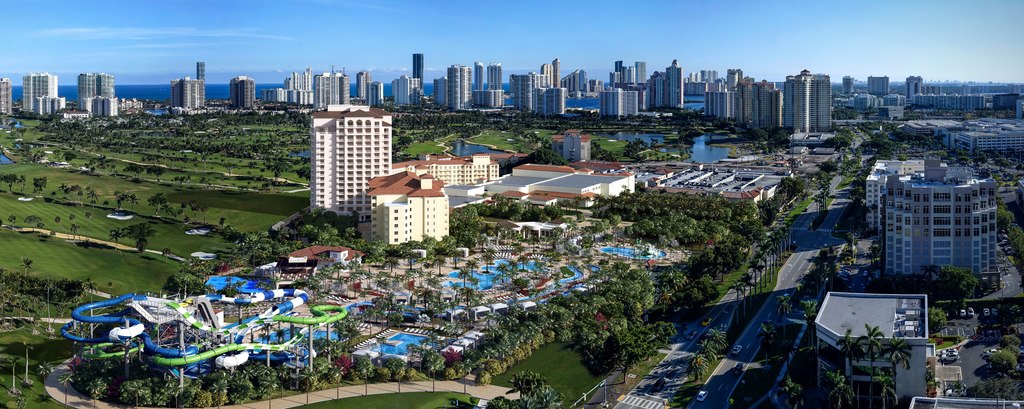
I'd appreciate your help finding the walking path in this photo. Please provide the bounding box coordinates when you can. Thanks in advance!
[45,361,516,409]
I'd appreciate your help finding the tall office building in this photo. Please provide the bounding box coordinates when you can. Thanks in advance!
[533,87,566,115]
[229,76,255,109]
[906,76,924,101]
[704,90,734,119]
[634,62,647,84]
[664,59,685,108]
[551,58,560,89]
[77,73,115,107]
[22,72,58,111]
[726,69,743,90]
[170,77,205,109]
[486,63,503,91]
[600,88,639,117]
[510,73,545,111]
[735,80,783,129]
[783,70,832,133]
[473,62,485,91]
[647,71,665,108]
[0,78,11,114]
[367,81,384,107]
[445,65,472,111]
[842,76,855,95]
[196,62,205,81]
[355,71,372,100]
[412,53,424,80]
[310,105,393,220]
[433,77,447,106]
[391,75,422,106]
[313,72,350,109]
[867,76,890,96]
[540,63,553,88]
[561,69,588,95]
[84,97,118,117]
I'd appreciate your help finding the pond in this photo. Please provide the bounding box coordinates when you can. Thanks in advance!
[450,140,504,156]
[596,132,665,144]
[12,121,23,129]
[289,150,310,158]
[689,134,731,163]
[145,109,168,115]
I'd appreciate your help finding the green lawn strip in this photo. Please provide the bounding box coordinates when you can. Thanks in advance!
[0,229,178,294]
[291,392,475,409]
[838,174,854,190]
[785,197,813,226]
[810,197,837,230]
[729,324,802,408]
[712,260,751,305]
[492,342,605,401]
[617,352,668,395]
[467,130,529,152]
[405,142,448,156]
[0,327,75,409]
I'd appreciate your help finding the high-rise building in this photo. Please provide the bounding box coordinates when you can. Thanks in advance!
[170,77,204,109]
[22,73,58,112]
[600,88,638,117]
[0,78,12,114]
[726,69,743,90]
[1018,100,1024,120]
[472,90,504,108]
[196,62,205,81]
[510,73,545,111]
[588,79,604,94]
[433,77,447,106]
[391,75,422,106]
[367,81,384,107]
[486,63,503,91]
[445,65,472,111]
[281,67,314,105]
[867,76,889,96]
[842,76,855,95]
[634,61,647,83]
[684,80,708,96]
[906,76,924,101]
[34,96,66,115]
[647,71,665,108]
[540,63,553,88]
[229,76,255,109]
[473,62,485,91]
[783,70,832,132]
[735,80,783,129]
[561,69,588,95]
[533,87,567,115]
[551,58,560,89]
[310,105,393,220]
[699,70,719,82]
[77,73,115,107]
[356,71,372,100]
[83,97,118,117]
[313,72,350,109]
[664,59,685,108]
[412,53,424,80]
[878,161,997,281]
[705,90,734,119]
[551,130,591,162]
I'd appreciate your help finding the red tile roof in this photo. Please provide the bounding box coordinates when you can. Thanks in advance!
[499,191,529,198]
[552,133,592,143]
[570,161,625,171]
[289,245,362,261]
[514,164,576,173]
[392,155,494,169]
[311,106,391,119]
[367,171,447,197]
[529,190,597,199]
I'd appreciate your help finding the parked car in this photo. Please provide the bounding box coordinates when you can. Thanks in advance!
[696,391,709,402]
[701,318,711,327]
[959,309,967,318]
[732,363,746,375]
[983,348,999,359]
[685,329,699,340]
[731,345,743,355]
[992,308,999,317]
[967,307,975,317]
[984,308,991,317]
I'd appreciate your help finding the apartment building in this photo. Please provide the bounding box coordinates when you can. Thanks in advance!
[368,171,449,244]
[310,105,393,220]
[866,160,928,231]
[551,130,592,162]
[391,154,500,185]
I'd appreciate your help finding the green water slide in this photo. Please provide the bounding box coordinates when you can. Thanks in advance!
[82,342,142,359]
[273,304,348,325]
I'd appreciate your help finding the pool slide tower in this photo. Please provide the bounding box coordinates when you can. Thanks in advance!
[60,289,348,378]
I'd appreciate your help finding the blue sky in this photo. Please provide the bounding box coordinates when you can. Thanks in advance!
[1,0,1022,84]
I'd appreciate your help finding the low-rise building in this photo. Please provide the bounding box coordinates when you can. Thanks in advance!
[391,154,500,185]
[790,132,836,147]
[653,165,787,203]
[815,292,931,403]
[945,118,1024,153]
[551,130,592,162]
[368,171,449,244]
[455,164,634,208]
[276,245,362,275]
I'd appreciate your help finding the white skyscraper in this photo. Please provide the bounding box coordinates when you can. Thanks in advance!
[533,87,566,115]
[473,62,485,91]
[783,69,832,133]
[726,69,743,91]
[486,63,503,91]
[540,64,553,88]
[842,76,855,95]
[367,81,384,107]
[704,90,735,119]
[310,105,393,220]
[551,58,560,89]
[664,60,684,108]
[867,76,890,96]
[510,73,545,111]
[84,97,119,117]
[446,65,472,111]
[22,73,58,112]
[906,76,924,101]
[77,73,115,107]
[313,72,350,109]
[355,71,372,100]
[634,62,647,83]
[229,76,256,109]
[0,78,11,114]
[170,77,204,109]
[391,75,422,106]
[34,96,66,115]
[600,88,638,117]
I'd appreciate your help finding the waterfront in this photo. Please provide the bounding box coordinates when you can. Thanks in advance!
[688,134,731,163]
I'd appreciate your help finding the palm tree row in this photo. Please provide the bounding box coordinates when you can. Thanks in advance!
[833,324,912,409]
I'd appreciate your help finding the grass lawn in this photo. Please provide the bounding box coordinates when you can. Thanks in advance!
[492,342,605,401]
[468,131,529,152]
[0,327,74,409]
[730,324,802,408]
[292,392,475,409]
[0,229,178,294]
[405,142,448,156]
[785,197,813,226]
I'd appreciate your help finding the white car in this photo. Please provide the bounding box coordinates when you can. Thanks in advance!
[696,390,709,402]
[731,345,743,355]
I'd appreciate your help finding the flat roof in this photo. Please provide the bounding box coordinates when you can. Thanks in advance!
[816,292,927,339]
[485,175,549,188]
[534,174,620,189]
[909,397,1024,409]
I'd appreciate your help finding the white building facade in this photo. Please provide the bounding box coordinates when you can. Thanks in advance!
[310,105,393,220]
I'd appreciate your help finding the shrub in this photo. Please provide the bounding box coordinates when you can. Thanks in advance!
[477,371,492,386]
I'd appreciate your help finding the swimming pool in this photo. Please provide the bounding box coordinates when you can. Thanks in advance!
[206,276,268,293]
[599,246,666,260]
[374,332,429,356]
[444,259,544,291]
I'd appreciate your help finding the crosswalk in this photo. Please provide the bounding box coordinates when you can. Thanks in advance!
[791,225,832,233]
[616,394,667,409]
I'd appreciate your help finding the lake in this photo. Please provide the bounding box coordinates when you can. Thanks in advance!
[450,140,504,156]
[596,132,665,144]
[689,134,731,163]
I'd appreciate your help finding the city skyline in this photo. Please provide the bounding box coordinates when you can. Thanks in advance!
[0,0,1022,85]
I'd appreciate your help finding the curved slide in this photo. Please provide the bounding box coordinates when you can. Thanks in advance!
[62,291,349,368]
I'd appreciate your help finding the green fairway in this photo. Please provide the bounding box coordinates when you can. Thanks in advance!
[492,342,605,402]
[468,130,528,152]
[0,328,75,409]
[0,229,178,294]
[404,141,448,156]
[292,392,474,409]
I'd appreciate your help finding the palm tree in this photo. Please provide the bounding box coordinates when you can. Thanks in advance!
[758,322,776,364]
[777,294,793,339]
[730,280,747,323]
[690,353,710,381]
[836,328,862,392]
[887,337,912,378]
[20,258,32,273]
[826,370,853,409]
[780,375,804,409]
[58,371,73,407]
[874,373,896,409]
[859,324,885,409]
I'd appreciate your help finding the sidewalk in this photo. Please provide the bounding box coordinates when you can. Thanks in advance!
[45,360,517,409]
